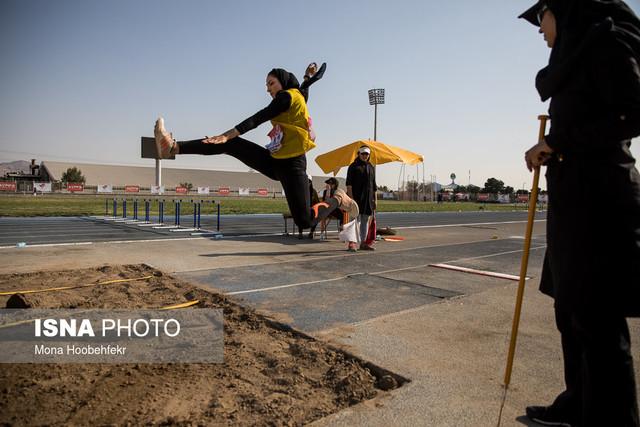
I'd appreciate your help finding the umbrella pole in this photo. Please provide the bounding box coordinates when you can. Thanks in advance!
[497,115,549,427]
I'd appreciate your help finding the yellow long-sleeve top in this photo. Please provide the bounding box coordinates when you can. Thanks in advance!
[234,88,316,159]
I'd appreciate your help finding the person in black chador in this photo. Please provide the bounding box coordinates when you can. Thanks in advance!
[346,145,377,251]
[153,62,358,234]
[520,1,640,425]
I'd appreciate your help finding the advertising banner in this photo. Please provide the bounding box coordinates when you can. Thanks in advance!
[218,187,230,195]
[151,186,164,194]
[97,184,112,193]
[0,182,17,191]
[67,184,84,192]
[175,187,188,194]
[257,189,268,196]
[498,194,509,203]
[477,193,489,201]
[238,188,249,196]
[35,182,52,193]
[517,194,529,202]
[538,194,549,202]
[125,185,140,193]
[198,187,209,195]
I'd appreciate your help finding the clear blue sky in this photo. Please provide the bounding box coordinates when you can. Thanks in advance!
[1,0,639,191]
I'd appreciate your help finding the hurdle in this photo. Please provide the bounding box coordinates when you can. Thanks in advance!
[101,198,220,235]
[134,198,160,227]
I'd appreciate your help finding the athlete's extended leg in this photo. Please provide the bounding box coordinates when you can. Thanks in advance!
[285,182,339,229]
[178,137,278,181]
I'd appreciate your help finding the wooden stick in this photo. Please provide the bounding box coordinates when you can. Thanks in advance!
[497,114,549,426]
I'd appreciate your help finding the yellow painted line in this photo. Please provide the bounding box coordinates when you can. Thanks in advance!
[160,300,200,310]
[0,275,156,296]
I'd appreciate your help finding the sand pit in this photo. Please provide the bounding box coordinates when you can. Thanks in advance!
[0,264,401,426]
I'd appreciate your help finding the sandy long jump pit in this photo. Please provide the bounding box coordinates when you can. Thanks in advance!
[0,264,405,426]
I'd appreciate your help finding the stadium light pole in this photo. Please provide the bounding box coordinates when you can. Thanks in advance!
[368,88,385,141]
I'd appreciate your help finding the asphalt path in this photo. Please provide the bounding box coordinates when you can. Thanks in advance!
[0,210,545,247]
[0,209,549,336]
[177,233,548,333]
[0,209,549,335]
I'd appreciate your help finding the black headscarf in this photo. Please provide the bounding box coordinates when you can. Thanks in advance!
[519,0,640,101]
[268,68,300,91]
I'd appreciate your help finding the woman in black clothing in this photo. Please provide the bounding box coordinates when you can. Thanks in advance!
[154,62,358,231]
[346,146,377,251]
[520,1,640,425]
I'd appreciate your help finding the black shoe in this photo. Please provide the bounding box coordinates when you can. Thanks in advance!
[526,405,578,426]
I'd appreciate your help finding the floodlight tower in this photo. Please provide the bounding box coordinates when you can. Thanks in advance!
[368,88,385,141]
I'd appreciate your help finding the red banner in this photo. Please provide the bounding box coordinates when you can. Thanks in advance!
[257,189,268,196]
[517,194,529,202]
[0,182,17,191]
[67,184,84,192]
[125,185,140,193]
[218,187,230,195]
[477,193,489,201]
[175,187,188,194]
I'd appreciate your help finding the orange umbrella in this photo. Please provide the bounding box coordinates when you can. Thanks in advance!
[315,140,423,176]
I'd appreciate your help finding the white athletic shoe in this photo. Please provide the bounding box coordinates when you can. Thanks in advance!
[334,188,359,218]
[154,118,175,159]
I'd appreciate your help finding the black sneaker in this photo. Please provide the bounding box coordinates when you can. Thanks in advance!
[526,405,578,426]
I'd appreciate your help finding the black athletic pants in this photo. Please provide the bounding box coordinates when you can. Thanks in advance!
[178,137,338,229]
[552,305,639,426]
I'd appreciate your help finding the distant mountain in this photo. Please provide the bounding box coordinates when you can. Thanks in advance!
[0,160,31,176]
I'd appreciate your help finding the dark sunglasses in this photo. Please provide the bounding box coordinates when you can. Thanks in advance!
[537,4,548,25]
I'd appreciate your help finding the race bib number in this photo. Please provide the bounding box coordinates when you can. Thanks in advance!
[266,124,283,153]
[308,117,316,142]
